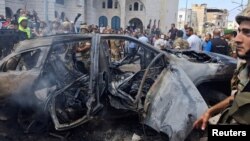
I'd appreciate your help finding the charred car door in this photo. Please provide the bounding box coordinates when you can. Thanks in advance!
[143,62,208,141]
[43,36,105,131]
[0,47,47,99]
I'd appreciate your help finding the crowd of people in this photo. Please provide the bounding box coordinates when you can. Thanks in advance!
[0,8,237,59]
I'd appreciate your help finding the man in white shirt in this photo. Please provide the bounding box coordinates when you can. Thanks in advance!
[186,27,202,51]
[154,34,166,50]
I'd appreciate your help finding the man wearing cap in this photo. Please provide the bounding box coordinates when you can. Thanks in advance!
[224,29,237,58]
[18,16,31,40]
[193,7,250,131]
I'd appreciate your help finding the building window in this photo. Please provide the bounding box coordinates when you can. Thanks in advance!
[99,16,108,27]
[5,7,13,18]
[179,15,182,18]
[61,12,65,21]
[218,22,220,26]
[111,16,120,30]
[134,2,139,11]
[102,2,106,8]
[55,11,58,18]
[140,4,143,11]
[108,0,113,9]
[114,1,118,9]
[129,5,132,11]
[56,0,64,5]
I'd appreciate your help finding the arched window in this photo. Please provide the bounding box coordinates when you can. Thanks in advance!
[129,4,132,11]
[5,7,13,18]
[140,4,143,11]
[102,1,106,8]
[111,16,120,30]
[134,2,139,11]
[114,1,118,9]
[107,0,113,9]
[99,16,108,27]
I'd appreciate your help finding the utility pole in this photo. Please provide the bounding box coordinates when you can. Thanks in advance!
[185,0,188,24]
[44,0,48,22]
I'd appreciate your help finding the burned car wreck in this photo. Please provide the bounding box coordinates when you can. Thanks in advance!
[0,34,236,141]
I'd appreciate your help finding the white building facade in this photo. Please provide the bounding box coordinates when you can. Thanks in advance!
[86,0,179,33]
[227,21,238,30]
[0,0,85,23]
[0,0,179,33]
[177,8,198,31]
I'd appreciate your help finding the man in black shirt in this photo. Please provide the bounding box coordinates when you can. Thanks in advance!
[168,23,178,41]
[210,29,230,55]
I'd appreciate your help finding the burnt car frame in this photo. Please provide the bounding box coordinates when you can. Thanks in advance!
[0,34,236,141]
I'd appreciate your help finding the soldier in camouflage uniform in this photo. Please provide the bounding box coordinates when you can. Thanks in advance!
[75,41,91,73]
[110,39,122,61]
[173,30,189,50]
[193,6,250,130]
[224,29,237,58]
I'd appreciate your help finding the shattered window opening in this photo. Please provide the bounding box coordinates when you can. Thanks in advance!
[2,49,42,72]
[101,37,166,110]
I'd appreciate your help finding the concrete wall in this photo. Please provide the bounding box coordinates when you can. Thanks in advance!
[3,0,84,22]
[192,4,207,34]
[62,0,84,22]
[0,0,6,17]
[163,0,179,33]
[5,0,26,15]
[145,0,161,29]
[144,0,179,33]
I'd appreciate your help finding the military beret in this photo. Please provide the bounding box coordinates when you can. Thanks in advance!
[224,29,234,35]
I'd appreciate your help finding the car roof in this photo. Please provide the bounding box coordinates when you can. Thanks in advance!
[14,34,93,53]
[13,34,162,54]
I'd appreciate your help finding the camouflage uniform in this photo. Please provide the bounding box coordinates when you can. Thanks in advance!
[224,29,237,57]
[219,61,250,124]
[75,41,91,72]
[173,37,189,50]
[110,39,121,61]
[228,39,237,57]
[218,7,250,124]
[231,60,248,95]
